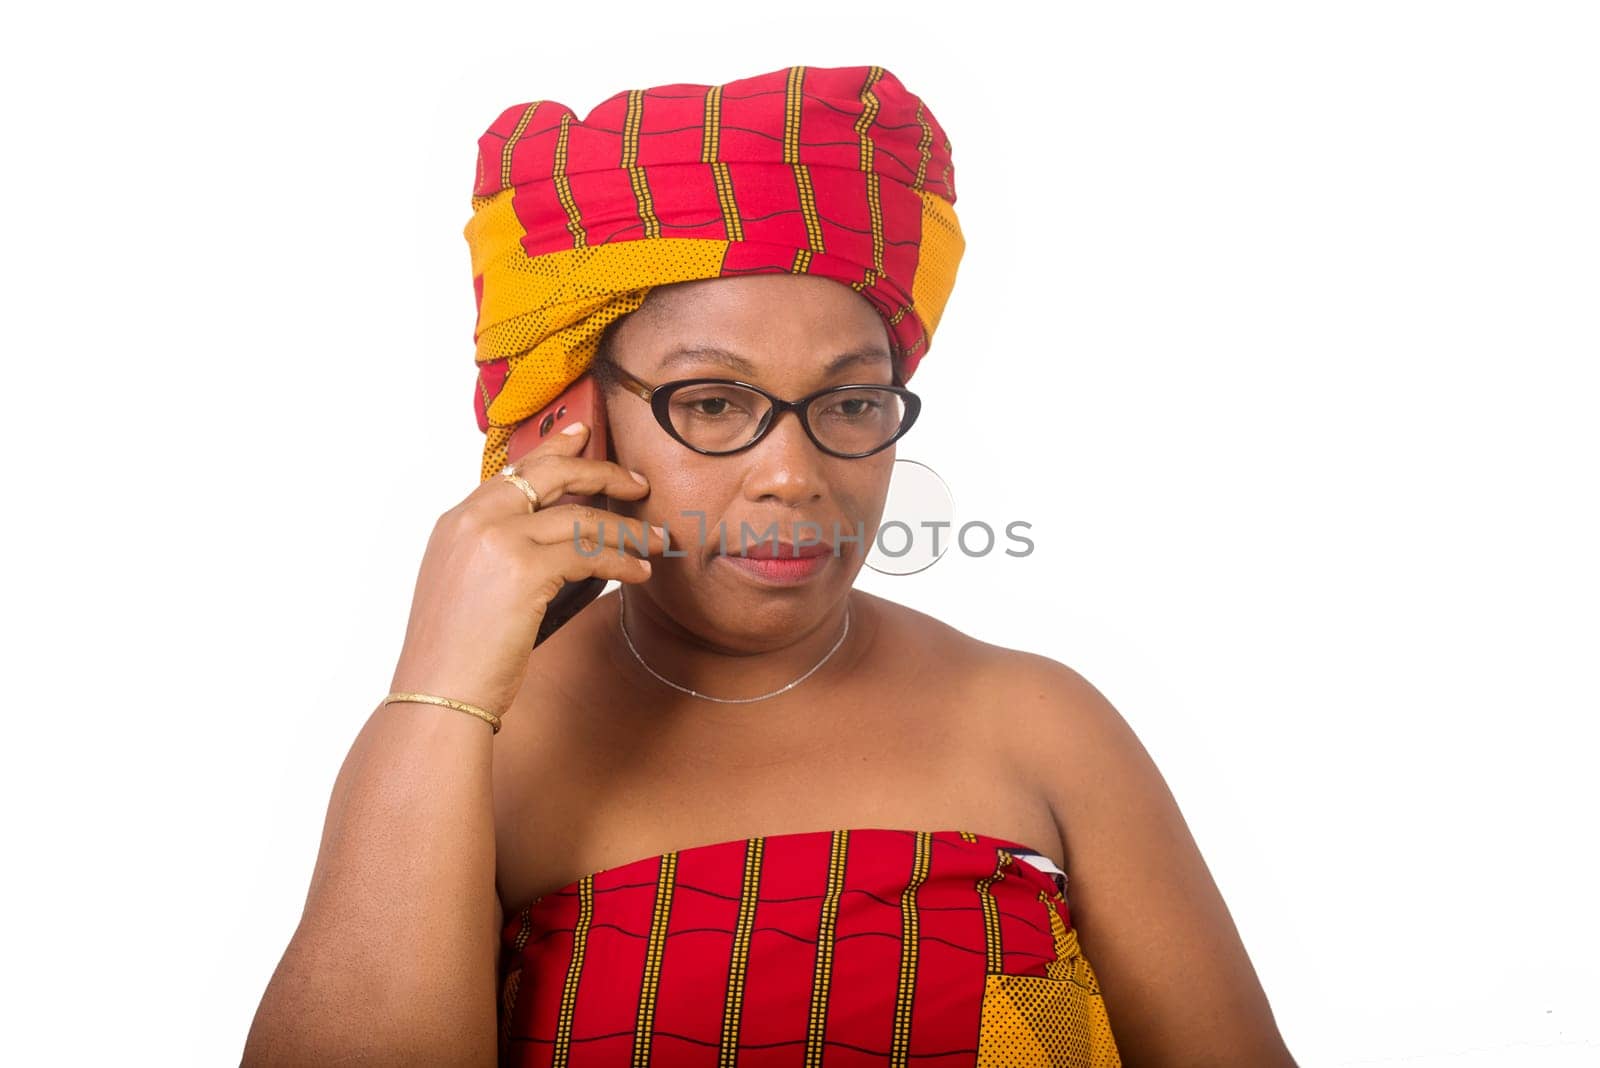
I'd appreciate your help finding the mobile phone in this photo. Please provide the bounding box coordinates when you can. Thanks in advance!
[506,373,610,510]
[506,374,617,647]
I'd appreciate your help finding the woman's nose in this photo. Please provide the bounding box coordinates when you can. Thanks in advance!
[740,408,828,505]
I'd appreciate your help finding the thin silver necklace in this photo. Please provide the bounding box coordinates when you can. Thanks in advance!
[617,588,851,704]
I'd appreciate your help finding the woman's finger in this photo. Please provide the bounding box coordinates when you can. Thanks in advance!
[549,537,656,586]
[489,422,650,514]
[512,503,669,556]
[504,418,591,471]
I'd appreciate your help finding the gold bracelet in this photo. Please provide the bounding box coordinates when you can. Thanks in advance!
[382,691,503,734]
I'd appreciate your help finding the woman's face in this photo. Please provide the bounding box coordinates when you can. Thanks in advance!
[603,273,897,648]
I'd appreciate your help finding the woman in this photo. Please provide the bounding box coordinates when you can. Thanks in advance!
[243,65,1295,1067]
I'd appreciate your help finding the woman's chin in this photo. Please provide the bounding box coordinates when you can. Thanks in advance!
[645,556,846,639]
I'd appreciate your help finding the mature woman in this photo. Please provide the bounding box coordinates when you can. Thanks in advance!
[244,65,1295,1067]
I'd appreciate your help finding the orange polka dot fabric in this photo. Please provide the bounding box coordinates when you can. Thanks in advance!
[463,64,966,482]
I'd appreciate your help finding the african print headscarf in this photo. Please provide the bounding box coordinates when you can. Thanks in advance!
[463,64,965,482]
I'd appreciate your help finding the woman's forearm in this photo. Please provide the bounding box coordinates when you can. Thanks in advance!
[242,699,499,1066]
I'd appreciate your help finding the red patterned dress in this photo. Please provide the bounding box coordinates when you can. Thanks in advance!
[497,827,1121,1066]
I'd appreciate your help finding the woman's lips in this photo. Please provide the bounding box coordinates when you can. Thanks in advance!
[714,551,832,586]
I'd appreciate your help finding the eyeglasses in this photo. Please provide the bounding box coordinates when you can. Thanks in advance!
[606,363,922,459]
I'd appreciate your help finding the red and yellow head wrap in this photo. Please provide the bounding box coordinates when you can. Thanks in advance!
[463,64,964,482]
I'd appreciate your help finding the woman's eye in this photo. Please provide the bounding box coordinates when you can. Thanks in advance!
[673,391,750,419]
[825,398,878,419]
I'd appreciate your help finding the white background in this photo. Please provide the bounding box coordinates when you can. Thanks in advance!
[3,2,1595,1065]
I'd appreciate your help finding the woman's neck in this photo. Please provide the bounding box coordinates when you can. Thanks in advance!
[610,588,865,707]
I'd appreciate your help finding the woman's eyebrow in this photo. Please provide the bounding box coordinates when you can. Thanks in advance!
[821,349,893,375]
[656,345,891,376]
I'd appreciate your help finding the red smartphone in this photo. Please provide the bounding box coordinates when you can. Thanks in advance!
[506,373,611,509]
[506,373,618,647]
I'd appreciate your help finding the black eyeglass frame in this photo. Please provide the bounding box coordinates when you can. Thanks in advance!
[606,362,922,459]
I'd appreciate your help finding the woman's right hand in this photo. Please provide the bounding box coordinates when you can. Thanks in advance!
[387,421,667,719]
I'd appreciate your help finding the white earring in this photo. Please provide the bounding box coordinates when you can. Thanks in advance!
[864,458,956,576]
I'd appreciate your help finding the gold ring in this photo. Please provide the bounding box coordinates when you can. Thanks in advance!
[500,470,542,513]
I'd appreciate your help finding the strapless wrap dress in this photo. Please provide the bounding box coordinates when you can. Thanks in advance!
[497,827,1121,1066]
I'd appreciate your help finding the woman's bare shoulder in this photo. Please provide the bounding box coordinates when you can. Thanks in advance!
[856,591,1102,705]
[852,589,1004,665]
[854,593,1123,779]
